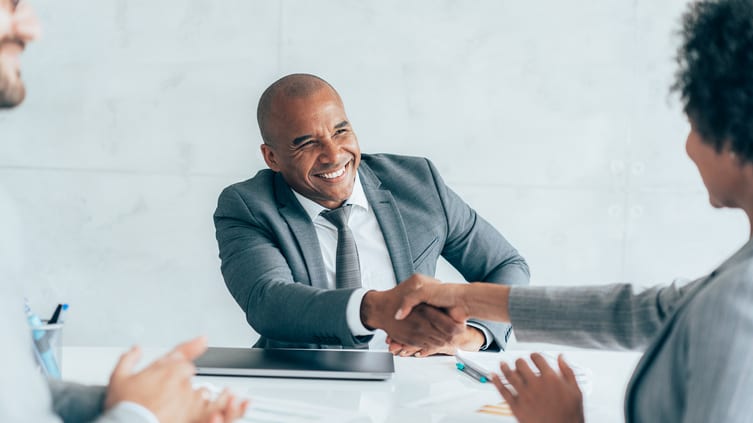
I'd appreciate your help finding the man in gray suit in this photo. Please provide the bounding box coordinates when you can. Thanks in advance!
[214,74,529,356]
[0,1,246,421]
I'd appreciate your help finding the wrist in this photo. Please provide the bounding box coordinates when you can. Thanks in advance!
[360,290,383,330]
[463,326,485,351]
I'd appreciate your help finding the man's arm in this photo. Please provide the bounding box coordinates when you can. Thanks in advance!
[428,158,530,350]
[215,186,367,347]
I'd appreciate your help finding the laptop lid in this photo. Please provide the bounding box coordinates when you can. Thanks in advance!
[194,347,395,381]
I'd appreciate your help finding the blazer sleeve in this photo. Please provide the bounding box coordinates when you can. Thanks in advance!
[508,278,702,350]
[214,186,368,347]
[427,158,530,351]
[48,380,106,422]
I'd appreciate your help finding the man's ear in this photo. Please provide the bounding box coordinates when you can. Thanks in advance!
[261,143,280,172]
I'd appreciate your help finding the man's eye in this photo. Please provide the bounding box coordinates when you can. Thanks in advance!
[334,129,348,136]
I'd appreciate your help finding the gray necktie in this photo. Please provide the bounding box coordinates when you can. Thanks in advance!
[321,204,362,290]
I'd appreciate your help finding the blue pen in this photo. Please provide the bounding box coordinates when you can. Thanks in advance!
[456,360,488,383]
[25,302,61,379]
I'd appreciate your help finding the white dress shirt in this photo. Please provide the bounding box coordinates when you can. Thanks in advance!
[292,172,492,350]
[292,173,395,348]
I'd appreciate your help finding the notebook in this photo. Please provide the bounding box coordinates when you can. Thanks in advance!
[194,347,394,380]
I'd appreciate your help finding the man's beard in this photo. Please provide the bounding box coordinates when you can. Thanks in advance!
[0,65,26,108]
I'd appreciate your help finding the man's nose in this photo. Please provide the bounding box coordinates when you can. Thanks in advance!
[319,137,341,162]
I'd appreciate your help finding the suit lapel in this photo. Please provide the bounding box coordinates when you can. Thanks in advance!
[359,162,415,283]
[274,173,329,289]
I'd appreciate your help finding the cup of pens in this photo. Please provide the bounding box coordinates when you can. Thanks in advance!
[26,302,68,379]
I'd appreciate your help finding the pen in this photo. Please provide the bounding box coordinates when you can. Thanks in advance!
[25,301,62,378]
[49,303,68,324]
[456,359,488,383]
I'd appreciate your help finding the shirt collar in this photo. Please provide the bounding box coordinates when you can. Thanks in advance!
[292,171,369,222]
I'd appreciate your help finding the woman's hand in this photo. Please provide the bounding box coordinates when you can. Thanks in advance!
[491,353,584,423]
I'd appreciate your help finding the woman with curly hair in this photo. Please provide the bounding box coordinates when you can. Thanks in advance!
[390,0,753,421]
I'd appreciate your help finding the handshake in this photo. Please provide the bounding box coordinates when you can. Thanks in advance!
[359,274,510,357]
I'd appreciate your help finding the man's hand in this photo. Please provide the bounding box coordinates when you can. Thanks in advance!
[105,336,249,423]
[491,354,584,423]
[361,288,464,350]
[385,324,486,357]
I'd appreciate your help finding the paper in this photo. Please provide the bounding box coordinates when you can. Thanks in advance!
[193,382,364,422]
[455,351,592,395]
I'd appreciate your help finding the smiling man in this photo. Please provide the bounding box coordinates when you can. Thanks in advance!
[214,73,530,356]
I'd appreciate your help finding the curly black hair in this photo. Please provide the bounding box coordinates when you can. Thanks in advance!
[672,0,753,162]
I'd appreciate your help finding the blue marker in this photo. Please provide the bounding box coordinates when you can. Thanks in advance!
[25,302,61,379]
[456,361,488,383]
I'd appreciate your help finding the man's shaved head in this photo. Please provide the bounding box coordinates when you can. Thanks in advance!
[257,73,340,145]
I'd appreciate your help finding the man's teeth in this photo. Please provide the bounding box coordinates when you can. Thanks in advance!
[319,167,346,179]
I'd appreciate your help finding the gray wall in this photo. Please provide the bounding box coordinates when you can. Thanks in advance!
[1,0,747,347]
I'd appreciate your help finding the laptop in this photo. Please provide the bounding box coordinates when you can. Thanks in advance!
[194,347,395,381]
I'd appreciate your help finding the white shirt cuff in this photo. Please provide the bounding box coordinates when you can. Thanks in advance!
[346,288,376,336]
[112,402,160,423]
[466,322,493,350]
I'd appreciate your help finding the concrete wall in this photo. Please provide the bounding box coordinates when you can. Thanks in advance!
[0,0,746,347]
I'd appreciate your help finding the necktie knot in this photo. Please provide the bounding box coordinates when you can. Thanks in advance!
[321,204,353,229]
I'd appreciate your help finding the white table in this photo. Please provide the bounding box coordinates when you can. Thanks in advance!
[62,345,641,422]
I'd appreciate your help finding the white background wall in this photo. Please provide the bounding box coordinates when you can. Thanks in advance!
[0,0,747,347]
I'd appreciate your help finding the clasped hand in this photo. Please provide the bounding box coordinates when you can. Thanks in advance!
[362,275,481,357]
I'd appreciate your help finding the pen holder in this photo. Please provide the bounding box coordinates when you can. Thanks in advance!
[30,321,64,379]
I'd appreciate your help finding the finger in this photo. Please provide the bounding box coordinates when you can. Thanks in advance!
[394,293,423,321]
[514,358,536,385]
[385,336,392,344]
[12,2,41,41]
[399,346,421,357]
[491,373,517,406]
[167,336,209,361]
[388,342,403,355]
[411,305,457,346]
[500,362,524,391]
[423,305,464,341]
[109,345,141,383]
[530,353,555,377]
[239,398,251,418]
[558,354,578,385]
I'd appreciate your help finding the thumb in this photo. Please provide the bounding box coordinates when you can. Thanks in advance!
[168,336,209,361]
[558,354,578,385]
[394,294,421,320]
[110,345,142,384]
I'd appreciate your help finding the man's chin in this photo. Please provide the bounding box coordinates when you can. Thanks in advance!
[0,74,26,108]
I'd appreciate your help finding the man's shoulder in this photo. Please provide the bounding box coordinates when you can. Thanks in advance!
[220,169,276,196]
[361,153,435,177]
[216,169,280,214]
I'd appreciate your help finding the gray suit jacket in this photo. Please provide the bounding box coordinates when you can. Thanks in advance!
[214,153,530,350]
[508,238,753,422]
